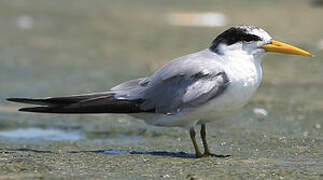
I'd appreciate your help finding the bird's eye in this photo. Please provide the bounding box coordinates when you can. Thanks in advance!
[243,34,261,42]
[244,37,254,42]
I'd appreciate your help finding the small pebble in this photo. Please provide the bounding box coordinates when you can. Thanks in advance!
[315,123,321,129]
[161,174,170,178]
[220,142,226,146]
[253,108,268,117]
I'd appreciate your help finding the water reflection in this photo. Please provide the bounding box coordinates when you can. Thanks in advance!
[0,127,83,140]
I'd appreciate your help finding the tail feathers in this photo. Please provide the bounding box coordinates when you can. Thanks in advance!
[6,92,111,106]
[8,94,153,114]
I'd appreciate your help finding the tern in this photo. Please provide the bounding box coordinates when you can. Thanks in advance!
[7,25,312,158]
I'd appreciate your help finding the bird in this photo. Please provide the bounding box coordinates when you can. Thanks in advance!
[7,25,312,158]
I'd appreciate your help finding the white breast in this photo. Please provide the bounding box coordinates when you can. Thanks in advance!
[196,54,263,120]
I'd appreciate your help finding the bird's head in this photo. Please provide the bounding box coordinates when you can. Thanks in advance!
[210,25,312,58]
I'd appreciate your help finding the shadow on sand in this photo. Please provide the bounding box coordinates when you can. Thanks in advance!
[0,148,197,158]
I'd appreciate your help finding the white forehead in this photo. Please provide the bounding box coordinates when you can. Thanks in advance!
[242,26,272,42]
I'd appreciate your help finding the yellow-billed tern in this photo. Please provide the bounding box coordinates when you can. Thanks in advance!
[7,25,312,158]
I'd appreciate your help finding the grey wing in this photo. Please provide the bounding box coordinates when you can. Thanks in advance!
[110,71,229,114]
[138,71,229,113]
[111,50,229,114]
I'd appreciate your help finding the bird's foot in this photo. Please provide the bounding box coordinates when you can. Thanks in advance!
[196,152,231,158]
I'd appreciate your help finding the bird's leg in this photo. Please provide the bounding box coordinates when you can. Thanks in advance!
[200,123,231,158]
[200,124,211,155]
[189,127,203,158]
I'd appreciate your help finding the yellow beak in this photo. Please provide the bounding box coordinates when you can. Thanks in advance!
[261,40,312,57]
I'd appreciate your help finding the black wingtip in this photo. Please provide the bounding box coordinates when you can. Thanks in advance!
[6,98,32,103]
[6,97,50,105]
[6,98,19,102]
[18,107,36,112]
[18,107,51,113]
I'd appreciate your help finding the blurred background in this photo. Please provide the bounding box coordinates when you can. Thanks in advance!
[0,0,322,178]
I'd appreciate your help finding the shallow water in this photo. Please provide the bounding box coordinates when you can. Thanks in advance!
[0,0,322,179]
[0,127,83,141]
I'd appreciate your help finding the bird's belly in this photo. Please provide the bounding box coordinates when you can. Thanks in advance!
[131,79,260,128]
[130,111,199,128]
